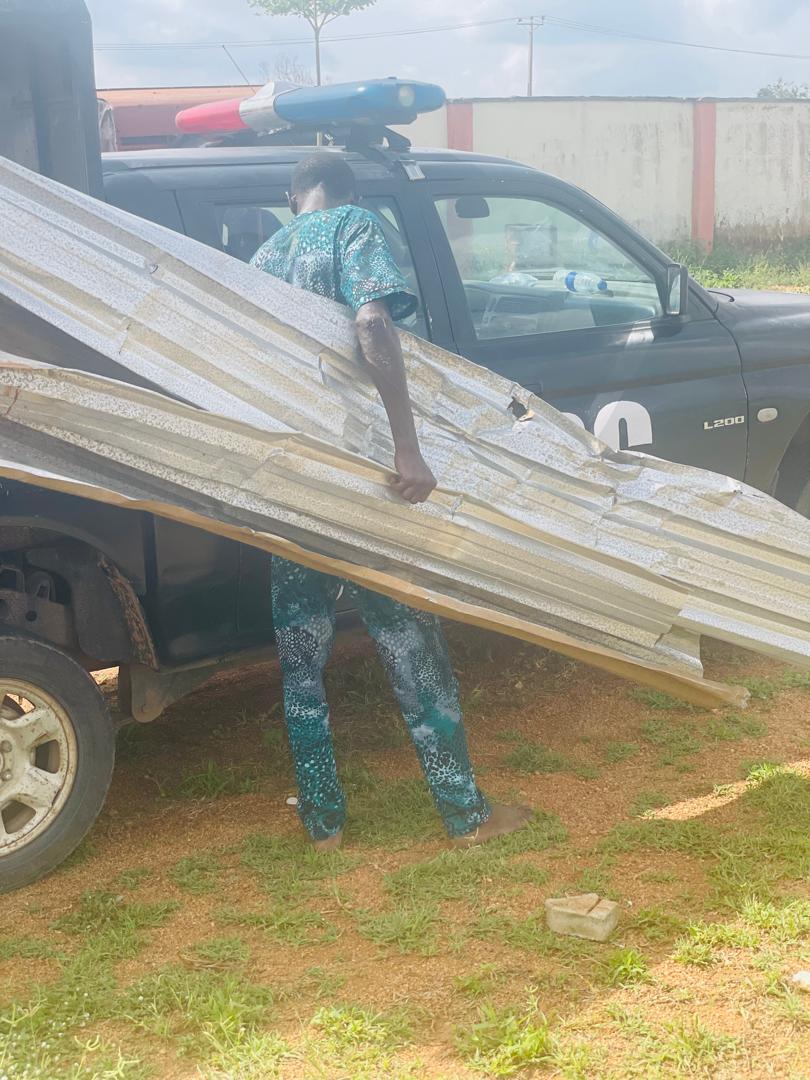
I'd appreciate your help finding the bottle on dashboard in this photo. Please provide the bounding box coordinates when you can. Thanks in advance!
[553,269,608,294]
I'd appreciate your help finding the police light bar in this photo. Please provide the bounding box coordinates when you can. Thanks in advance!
[176,78,446,136]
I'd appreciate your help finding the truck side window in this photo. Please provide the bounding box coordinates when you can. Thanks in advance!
[215,197,427,337]
[434,196,662,341]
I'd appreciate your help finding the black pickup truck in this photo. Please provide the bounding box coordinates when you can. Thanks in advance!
[1,0,808,892]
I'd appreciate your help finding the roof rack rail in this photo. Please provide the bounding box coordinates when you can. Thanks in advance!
[203,122,414,172]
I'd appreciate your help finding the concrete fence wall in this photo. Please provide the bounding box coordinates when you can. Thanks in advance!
[403,97,810,250]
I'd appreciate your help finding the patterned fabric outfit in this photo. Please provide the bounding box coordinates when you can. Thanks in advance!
[251,205,491,840]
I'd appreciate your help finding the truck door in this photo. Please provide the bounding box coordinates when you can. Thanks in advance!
[423,180,748,476]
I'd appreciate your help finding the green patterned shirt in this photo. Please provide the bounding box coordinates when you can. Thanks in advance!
[250,204,417,320]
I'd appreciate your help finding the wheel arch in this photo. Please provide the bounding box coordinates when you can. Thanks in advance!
[0,519,157,671]
[773,413,810,509]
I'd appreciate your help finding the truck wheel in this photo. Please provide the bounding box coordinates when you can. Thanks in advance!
[0,636,114,893]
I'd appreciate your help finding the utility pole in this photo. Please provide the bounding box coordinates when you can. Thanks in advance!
[517,15,544,97]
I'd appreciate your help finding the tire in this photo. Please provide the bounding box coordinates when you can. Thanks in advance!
[0,635,115,893]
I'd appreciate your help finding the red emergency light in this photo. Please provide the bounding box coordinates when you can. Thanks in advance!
[175,96,248,134]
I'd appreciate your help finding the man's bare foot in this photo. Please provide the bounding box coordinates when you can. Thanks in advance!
[313,830,344,853]
[452,803,533,847]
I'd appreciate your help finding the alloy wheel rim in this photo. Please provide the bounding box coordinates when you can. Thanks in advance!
[0,682,77,856]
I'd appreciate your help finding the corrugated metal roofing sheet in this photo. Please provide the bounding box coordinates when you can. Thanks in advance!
[1,155,809,707]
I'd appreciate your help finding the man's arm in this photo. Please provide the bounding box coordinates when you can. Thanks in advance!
[355,300,436,504]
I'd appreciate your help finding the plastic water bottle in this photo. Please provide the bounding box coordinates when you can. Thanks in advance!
[553,269,608,294]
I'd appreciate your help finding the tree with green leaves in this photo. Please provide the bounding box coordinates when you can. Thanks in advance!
[248,1,376,86]
[757,78,810,99]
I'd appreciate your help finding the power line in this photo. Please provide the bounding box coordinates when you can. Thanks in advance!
[544,14,810,61]
[92,16,516,51]
[92,13,810,63]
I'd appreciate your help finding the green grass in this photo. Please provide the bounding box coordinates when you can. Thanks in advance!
[383,816,563,905]
[739,897,810,943]
[501,740,577,774]
[259,727,294,776]
[199,1025,289,1079]
[119,965,275,1053]
[178,760,260,798]
[454,964,508,999]
[303,1004,415,1078]
[500,742,599,779]
[486,812,568,854]
[469,910,599,960]
[169,853,222,895]
[114,867,153,891]
[600,948,650,987]
[599,818,716,858]
[778,670,810,691]
[627,906,688,943]
[676,238,810,293]
[219,905,338,947]
[632,689,690,711]
[638,867,679,884]
[341,765,441,846]
[602,741,640,764]
[640,717,702,767]
[495,728,526,744]
[706,712,767,742]
[672,921,759,967]
[240,831,359,901]
[183,935,249,971]
[733,669,810,703]
[454,1003,555,1077]
[52,890,178,961]
[0,951,134,1080]
[0,934,58,961]
[630,790,670,817]
[601,768,810,908]
[297,965,348,1000]
[0,883,182,1078]
[570,859,616,897]
[611,1011,740,1074]
[736,676,783,702]
[763,972,810,1029]
[355,905,440,955]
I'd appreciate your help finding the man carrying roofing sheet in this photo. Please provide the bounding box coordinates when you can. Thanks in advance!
[252,152,532,851]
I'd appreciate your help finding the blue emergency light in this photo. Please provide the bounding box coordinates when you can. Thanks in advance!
[275,79,445,127]
[176,78,446,136]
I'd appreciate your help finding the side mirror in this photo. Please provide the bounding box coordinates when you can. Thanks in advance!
[454,195,490,219]
[664,263,688,316]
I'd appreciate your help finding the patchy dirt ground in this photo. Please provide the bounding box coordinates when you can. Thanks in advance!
[1,628,809,1079]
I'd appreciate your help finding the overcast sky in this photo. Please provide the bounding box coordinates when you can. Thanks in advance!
[88,0,810,98]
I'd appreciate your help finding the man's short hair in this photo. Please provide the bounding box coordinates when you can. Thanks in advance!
[291,152,357,202]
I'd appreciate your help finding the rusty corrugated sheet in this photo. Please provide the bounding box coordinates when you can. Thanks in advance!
[0,156,809,707]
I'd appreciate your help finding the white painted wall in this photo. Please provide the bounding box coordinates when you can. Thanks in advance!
[714,101,810,241]
[396,105,448,149]
[471,99,694,245]
[393,97,810,249]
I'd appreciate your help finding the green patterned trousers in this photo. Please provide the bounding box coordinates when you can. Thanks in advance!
[271,556,491,840]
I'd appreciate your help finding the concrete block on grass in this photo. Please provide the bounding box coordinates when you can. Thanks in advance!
[545,892,619,942]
